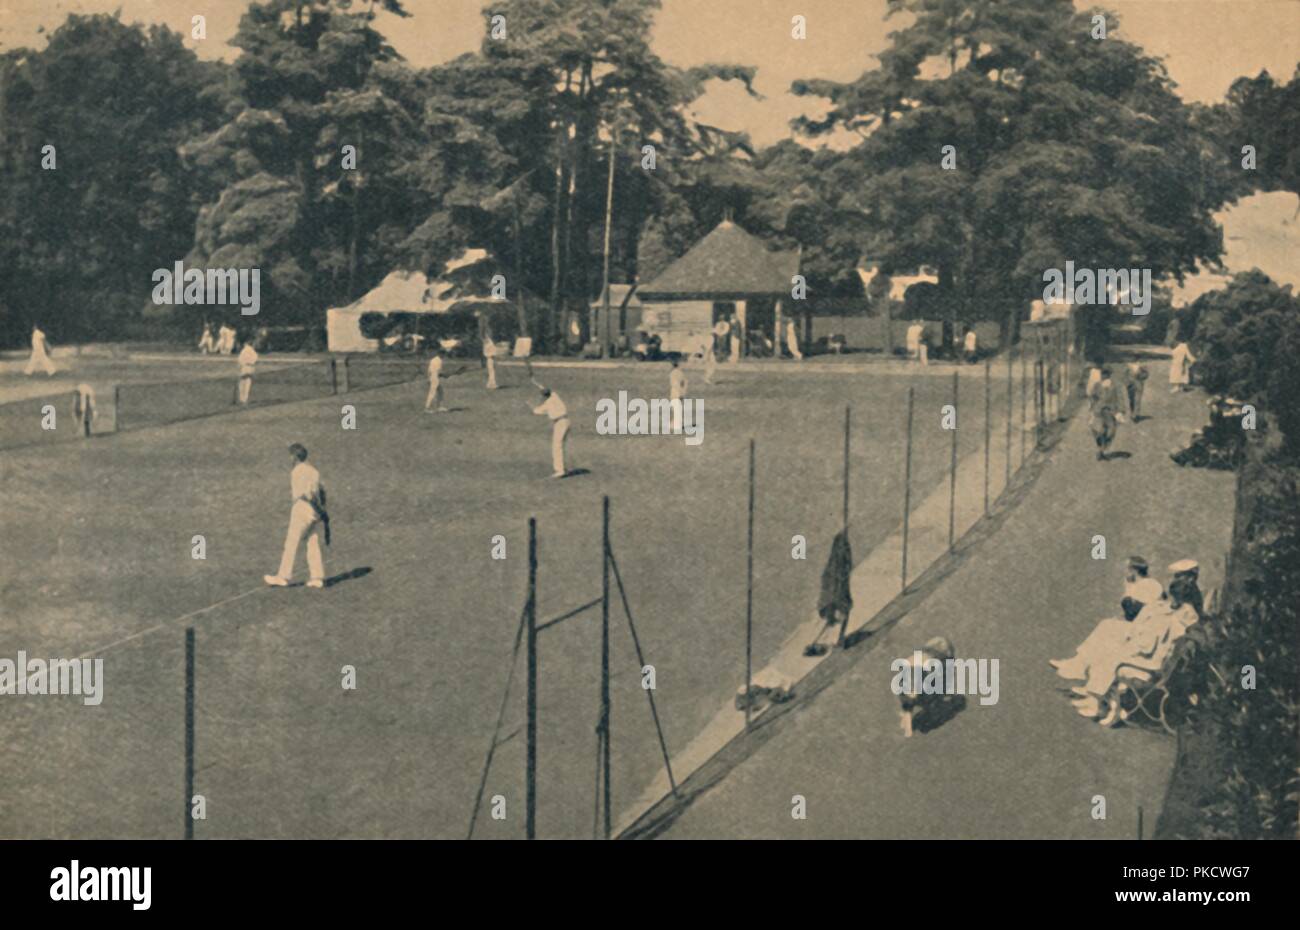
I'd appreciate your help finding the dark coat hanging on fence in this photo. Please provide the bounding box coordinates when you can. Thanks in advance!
[818,530,853,626]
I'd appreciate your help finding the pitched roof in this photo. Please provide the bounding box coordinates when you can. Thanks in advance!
[590,283,642,310]
[331,249,522,314]
[638,221,800,298]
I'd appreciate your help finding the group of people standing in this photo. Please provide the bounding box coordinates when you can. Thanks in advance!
[198,322,239,355]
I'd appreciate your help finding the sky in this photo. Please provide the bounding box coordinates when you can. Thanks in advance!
[2,0,1299,146]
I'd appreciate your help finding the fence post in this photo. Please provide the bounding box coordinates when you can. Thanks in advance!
[1036,361,1045,443]
[1020,346,1028,466]
[330,358,338,395]
[901,386,915,591]
[184,626,195,840]
[948,371,958,550]
[842,406,850,529]
[342,356,351,394]
[983,361,991,513]
[114,385,122,433]
[745,438,755,730]
[1005,348,1013,487]
[525,517,537,840]
[600,497,612,840]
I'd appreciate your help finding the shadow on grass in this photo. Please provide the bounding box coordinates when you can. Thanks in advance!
[325,566,372,588]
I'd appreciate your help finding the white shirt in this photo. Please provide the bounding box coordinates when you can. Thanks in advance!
[483,340,496,359]
[238,344,258,374]
[669,368,687,399]
[290,461,323,505]
[533,393,567,420]
[427,356,443,380]
[1124,576,1165,606]
[32,328,46,350]
[964,331,977,352]
[906,324,924,350]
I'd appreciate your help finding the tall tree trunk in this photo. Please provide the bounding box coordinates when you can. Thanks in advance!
[600,123,617,359]
[939,264,955,354]
[548,124,566,354]
[514,199,528,339]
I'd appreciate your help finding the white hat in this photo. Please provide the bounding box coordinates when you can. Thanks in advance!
[1168,559,1199,574]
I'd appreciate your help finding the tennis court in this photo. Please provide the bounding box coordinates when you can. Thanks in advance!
[0,354,1040,838]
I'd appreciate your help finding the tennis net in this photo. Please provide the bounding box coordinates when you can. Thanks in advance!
[0,390,84,451]
[342,356,425,391]
[117,362,335,431]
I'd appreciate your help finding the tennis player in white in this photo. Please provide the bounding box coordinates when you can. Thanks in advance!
[425,349,447,412]
[530,387,569,477]
[264,443,329,589]
[237,340,258,405]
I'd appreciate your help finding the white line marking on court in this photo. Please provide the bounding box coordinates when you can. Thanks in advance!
[16,585,273,695]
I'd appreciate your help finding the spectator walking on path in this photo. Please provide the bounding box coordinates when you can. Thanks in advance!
[1169,341,1195,392]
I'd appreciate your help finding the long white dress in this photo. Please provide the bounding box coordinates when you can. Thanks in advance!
[24,328,56,376]
[1169,343,1195,386]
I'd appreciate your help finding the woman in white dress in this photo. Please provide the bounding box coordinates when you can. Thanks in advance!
[1169,341,1195,392]
[24,325,56,376]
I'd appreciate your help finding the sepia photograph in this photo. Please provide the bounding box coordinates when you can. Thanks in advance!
[0,0,1297,910]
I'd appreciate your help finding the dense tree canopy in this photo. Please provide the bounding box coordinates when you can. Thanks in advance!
[0,14,227,345]
[0,0,1285,353]
[791,0,1234,346]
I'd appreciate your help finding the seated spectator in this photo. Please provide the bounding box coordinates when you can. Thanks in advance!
[1121,556,1165,622]
[1170,397,1248,470]
[905,322,928,364]
[1057,577,1200,724]
[898,636,967,737]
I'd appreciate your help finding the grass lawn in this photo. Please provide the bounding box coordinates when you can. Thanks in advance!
[0,355,1019,838]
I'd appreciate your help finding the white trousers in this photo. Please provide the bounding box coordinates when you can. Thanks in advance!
[277,502,324,581]
[670,396,684,433]
[425,378,444,408]
[486,357,497,389]
[25,349,55,376]
[239,375,252,404]
[551,418,570,475]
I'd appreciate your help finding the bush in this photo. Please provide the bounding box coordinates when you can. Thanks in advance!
[1178,440,1300,838]
[1189,271,1300,459]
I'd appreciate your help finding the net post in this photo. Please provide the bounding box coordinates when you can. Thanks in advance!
[330,358,338,395]
[525,517,538,840]
[114,385,121,433]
